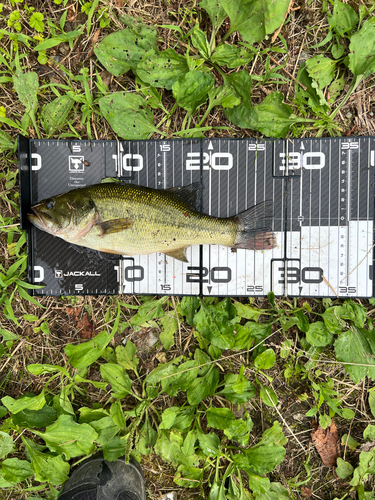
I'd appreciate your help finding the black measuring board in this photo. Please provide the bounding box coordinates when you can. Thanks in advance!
[18,135,375,298]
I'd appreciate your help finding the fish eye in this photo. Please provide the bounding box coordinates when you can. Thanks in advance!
[45,199,55,210]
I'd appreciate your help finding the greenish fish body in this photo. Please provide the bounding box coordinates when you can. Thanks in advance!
[28,182,276,262]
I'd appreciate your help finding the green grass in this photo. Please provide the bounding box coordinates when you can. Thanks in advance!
[1,0,375,499]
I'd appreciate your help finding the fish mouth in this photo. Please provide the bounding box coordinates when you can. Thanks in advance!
[27,206,56,234]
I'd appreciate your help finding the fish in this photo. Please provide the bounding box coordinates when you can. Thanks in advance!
[27,182,276,262]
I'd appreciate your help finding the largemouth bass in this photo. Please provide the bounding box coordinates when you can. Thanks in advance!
[27,182,276,262]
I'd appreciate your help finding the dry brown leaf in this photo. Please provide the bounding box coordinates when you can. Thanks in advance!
[67,4,77,22]
[115,0,124,6]
[301,486,313,498]
[65,306,96,339]
[311,419,340,467]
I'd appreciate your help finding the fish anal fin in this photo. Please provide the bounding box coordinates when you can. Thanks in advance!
[97,218,132,236]
[164,247,189,263]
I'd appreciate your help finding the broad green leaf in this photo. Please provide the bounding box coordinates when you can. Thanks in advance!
[41,95,75,136]
[175,465,203,488]
[197,432,220,457]
[64,305,120,368]
[161,360,199,397]
[2,391,46,414]
[364,424,375,442]
[336,457,354,479]
[13,72,38,115]
[295,64,330,114]
[130,297,166,328]
[159,406,195,431]
[341,301,367,328]
[261,482,291,500]
[0,130,15,153]
[206,407,235,430]
[246,473,270,496]
[306,322,333,347]
[211,44,253,68]
[233,322,271,351]
[348,19,375,79]
[341,433,359,450]
[137,416,157,455]
[241,422,286,475]
[221,0,290,44]
[12,406,58,428]
[350,450,375,487]
[194,303,235,349]
[155,430,198,468]
[252,91,304,138]
[136,48,189,90]
[322,306,346,334]
[172,70,215,114]
[199,0,227,31]
[217,372,256,403]
[98,92,158,140]
[305,55,336,90]
[331,42,345,59]
[94,25,157,76]
[206,85,240,115]
[159,313,178,350]
[224,415,253,446]
[225,71,256,128]
[33,414,98,459]
[100,363,132,399]
[78,407,109,424]
[22,437,70,486]
[328,0,359,37]
[327,75,345,102]
[116,341,139,373]
[319,413,332,429]
[2,458,33,484]
[190,24,211,59]
[145,355,183,385]
[0,432,14,459]
[194,348,211,376]
[110,401,127,429]
[178,296,201,326]
[233,301,261,320]
[335,326,375,382]
[369,388,375,418]
[28,363,69,377]
[259,385,278,407]
[102,436,127,462]
[254,348,276,370]
[232,366,249,394]
[187,367,219,405]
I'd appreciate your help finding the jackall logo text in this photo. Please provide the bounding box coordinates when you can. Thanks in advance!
[55,270,101,278]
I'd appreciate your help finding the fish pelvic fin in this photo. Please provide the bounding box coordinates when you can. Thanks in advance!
[164,247,189,262]
[97,218,133,236]
[233,201,277,251]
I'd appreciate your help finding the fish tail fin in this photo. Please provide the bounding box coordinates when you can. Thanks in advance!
[232,201,276,250]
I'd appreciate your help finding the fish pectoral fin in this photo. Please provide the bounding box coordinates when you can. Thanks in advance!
[164,247,189,263]
[97,218,133,236]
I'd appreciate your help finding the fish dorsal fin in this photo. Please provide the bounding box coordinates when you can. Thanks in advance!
[164,247,188,263]
[165,182,203,211]
[97,218,132,236]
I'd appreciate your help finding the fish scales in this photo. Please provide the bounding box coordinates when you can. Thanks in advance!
[85,183,237,255]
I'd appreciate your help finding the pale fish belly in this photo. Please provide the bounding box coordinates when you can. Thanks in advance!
[70,215,237,256]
